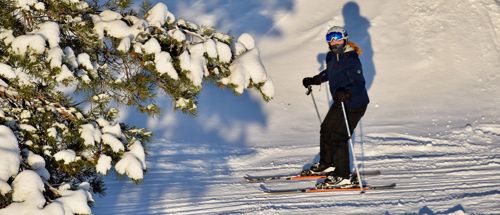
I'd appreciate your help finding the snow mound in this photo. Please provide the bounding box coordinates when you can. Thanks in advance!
[154,51,178,79]
[96,155,112,175]
[54,149,76,164]
[0,63,15,79]
[35,22,60,48]
[11,35,46,55]
[115,153,144,180]
[79,123,101,146]
[0,126,20,194]
[145,3,175,27]
[143,38,162,54]
[102,133,125,152]
[12,170,45,208]
[56,187,92,214]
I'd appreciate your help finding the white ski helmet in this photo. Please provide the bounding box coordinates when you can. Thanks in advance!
[326,26,348,42]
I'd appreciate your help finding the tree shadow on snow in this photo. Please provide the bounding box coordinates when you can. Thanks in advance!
[92,1,296,213]
[93,83,270,214]
[151,0,295,38]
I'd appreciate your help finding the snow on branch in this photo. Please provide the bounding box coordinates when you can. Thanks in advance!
[0,0,273,213]
[0,125,20,195]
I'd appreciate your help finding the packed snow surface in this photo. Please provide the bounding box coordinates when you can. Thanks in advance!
[67,0,500,214]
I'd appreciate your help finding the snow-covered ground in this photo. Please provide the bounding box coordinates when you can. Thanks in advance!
[94,0,500,214]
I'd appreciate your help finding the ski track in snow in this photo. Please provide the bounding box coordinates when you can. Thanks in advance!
[94,124,500,214]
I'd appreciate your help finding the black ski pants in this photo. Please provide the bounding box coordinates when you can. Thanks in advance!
[319,103,367,178]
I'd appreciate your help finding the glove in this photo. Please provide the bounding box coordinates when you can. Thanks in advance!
[334,88,352,102]
[302,75,322,88]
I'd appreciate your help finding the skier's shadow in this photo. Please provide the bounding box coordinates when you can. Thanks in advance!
[343,1,375,173]
[343,2,376,90]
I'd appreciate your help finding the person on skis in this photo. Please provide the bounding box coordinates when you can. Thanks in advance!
[301,26,369,187]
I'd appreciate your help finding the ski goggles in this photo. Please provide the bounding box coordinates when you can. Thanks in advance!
[326,31,345,42]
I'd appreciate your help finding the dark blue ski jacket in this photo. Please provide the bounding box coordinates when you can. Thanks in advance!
[318,42,369,109]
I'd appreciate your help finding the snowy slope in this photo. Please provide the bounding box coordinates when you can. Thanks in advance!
[94,0,500,214]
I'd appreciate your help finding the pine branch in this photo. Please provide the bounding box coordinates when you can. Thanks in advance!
[0,1,273,212]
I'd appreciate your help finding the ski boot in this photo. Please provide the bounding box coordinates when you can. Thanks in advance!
[315,174,353,189]
[300,163,335,176]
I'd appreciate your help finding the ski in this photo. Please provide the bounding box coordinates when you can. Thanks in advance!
[244,169,381,183]
[260,182,396,194]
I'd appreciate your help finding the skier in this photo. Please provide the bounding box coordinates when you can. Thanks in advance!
[302,26,369,187]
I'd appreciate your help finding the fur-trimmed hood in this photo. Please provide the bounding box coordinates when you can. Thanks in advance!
[345,41,363,56]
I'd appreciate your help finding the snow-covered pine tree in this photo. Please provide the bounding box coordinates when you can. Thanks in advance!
[0,0,274,214]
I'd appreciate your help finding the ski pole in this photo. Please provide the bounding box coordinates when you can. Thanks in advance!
[340,101,364,193]
[306,86,322,124]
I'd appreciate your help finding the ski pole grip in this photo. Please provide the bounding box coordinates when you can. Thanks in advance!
[306,86,312,95]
